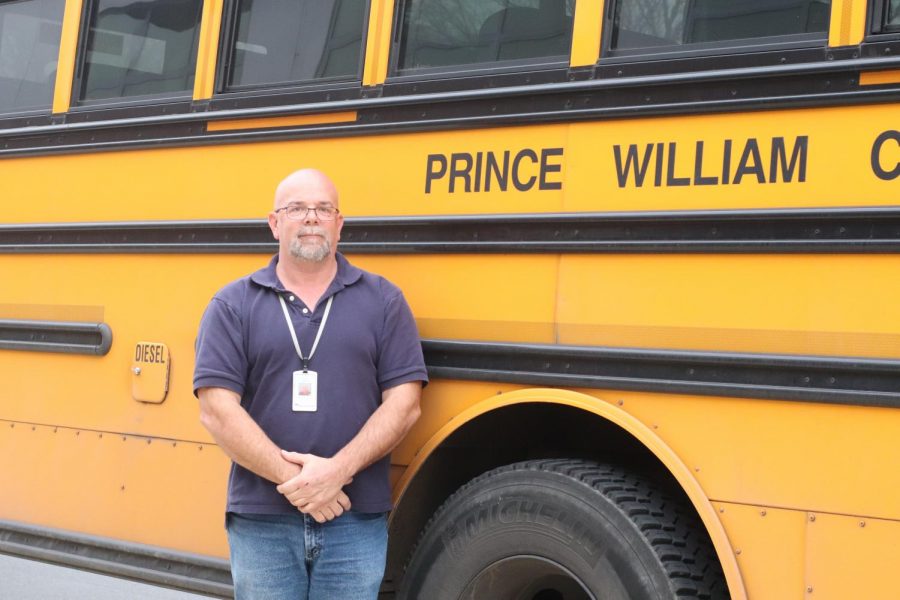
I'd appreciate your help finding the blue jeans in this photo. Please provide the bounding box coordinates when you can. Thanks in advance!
[226,511,388,600]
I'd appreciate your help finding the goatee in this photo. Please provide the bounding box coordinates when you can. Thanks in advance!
[289,231,331,262]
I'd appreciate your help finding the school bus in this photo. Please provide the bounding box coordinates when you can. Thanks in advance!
[2,0,900,598]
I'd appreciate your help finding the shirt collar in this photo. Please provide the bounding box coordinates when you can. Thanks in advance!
[250,252,363,295]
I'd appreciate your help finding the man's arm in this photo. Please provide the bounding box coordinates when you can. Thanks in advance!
[198,386,351,520]
[198,386,299,484]
[277,380,422,513]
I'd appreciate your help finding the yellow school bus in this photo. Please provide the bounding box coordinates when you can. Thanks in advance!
[2,0,900,598]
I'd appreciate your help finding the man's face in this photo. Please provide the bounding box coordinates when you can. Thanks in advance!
[268,182,343,264]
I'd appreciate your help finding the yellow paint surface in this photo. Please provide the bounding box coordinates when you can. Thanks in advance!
[806,513,900,600]
[354,254,559,344]
[5,103,900,224]
[0,254,263,442]
[828,0,867,47]
[206,111,358,132]
[0,303,103,322]
[363,0,396,86]
[0,421,229,557]
[570,0,603,67]
[559,254,900,358]
[714,501,900,600]
[192,0,224,100]
[593,390,900,520]
[51,0,83,113]
[860,69,900,86]
[714,502,806,600]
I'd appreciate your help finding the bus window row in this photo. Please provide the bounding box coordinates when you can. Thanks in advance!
[2,0,899,116]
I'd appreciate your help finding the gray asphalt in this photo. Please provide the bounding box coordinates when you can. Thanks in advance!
[0,554,218,600]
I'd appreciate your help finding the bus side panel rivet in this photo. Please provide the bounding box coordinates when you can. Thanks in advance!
[735,549,741,555]
[859,521,866,528]
[617,400,624,406]
[809,514,816,522]
[760,510,767,516]
[807,586,814,593]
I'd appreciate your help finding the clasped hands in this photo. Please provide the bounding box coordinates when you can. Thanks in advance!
[276,450,353,523]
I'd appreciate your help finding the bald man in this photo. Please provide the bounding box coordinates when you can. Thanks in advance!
[194,169,427,600]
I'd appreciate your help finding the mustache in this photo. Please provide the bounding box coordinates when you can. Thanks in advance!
[295,227,327,237]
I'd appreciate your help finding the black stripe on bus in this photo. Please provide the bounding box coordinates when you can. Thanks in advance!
[422,339,900,409]
[0,319,113,355]
[0,519,232,598]
[2,54,900,156]
[2,207,900,254]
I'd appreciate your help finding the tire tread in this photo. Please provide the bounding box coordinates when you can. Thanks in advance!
[404,459,729,600]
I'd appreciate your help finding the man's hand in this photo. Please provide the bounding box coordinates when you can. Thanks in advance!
[276,451,353,523]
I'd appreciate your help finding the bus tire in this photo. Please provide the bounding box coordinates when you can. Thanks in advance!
[397,459,728,600]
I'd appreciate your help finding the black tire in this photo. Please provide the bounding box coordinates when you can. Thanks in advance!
[398,459,728,600]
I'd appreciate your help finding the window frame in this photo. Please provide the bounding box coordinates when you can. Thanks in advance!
[600,0,833,63]
[213,0,372,98]
[70,0,204,109]
[387,0,576,82]
[0,107,56,123]
[869,0,900,36]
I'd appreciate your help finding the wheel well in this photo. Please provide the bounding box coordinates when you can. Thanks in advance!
[386,401,715,591]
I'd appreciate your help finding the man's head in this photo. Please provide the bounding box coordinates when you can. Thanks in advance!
[268,169,344,264]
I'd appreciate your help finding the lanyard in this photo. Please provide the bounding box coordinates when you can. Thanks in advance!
[278,293,334,372]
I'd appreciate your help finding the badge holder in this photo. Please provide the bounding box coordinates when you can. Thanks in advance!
[293,369,318,412]
[279,294,333,413]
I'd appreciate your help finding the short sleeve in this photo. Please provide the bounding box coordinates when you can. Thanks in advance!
[376,287,428,391]
[193,297,249,397]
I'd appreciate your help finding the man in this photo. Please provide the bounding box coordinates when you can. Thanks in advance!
[194,169,427,599]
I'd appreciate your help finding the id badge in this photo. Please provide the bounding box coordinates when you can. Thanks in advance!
[292,370,318,412]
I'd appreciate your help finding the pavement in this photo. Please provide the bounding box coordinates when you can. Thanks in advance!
[0,554,218,600]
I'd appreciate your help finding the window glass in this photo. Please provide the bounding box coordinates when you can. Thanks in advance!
[396,0,575,72]
[889,0,900,28]
[227,0,367,89]
[79,0,203,102]
[0,0,65,114]
[611,0,830,52]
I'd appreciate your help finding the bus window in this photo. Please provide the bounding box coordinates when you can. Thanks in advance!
[875,0,900,32]
[0,0,65,114]
[395,0,575,73]
[609,0,830,53]
[77,0,203,102]
[224,0,368,90]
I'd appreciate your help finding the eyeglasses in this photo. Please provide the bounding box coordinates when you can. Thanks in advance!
[274,204,340,221]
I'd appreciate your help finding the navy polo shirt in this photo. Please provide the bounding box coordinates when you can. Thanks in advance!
[193,253,428,514]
